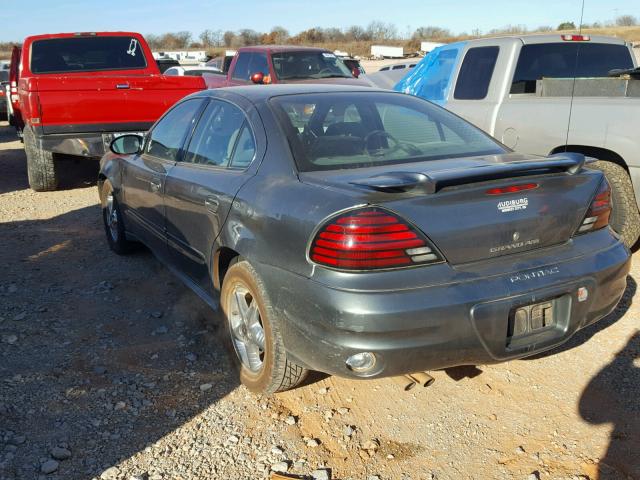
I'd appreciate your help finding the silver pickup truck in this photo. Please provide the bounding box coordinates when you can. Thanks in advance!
[396,34,640,247]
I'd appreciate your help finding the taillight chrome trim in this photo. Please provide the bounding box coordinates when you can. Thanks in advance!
[307,206,445,272]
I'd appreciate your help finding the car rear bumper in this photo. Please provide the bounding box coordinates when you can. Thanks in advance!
[256,230,630,379]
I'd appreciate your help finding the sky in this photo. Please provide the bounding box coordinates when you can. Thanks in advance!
[0,0,638,42]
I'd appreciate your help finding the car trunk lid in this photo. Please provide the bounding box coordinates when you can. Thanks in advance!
[299,153,602,265]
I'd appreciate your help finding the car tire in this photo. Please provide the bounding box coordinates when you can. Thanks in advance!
[592,160,640,248]
[24,125,58,191]
[221,260,308,393]
[101,180,135,255]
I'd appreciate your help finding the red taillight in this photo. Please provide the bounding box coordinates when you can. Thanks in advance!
[486,183,538,195]
[561,34,590,41]
[576,179,611,235]
[310,208,441,271]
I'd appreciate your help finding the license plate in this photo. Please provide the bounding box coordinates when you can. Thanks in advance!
[509,299,556,337]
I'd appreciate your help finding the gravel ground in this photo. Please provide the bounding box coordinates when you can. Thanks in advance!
[0,120,638,480]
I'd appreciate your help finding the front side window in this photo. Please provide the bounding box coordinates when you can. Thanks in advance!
[511,43,634,94]
[454,46,499,100]
[271,51,352,80]
[271,92,504,172]
[232,53,269,81]
[146,99,204,162]
[31,36,147,74]
[184,100,253,168]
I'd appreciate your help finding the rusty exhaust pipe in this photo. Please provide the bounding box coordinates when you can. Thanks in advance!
[403,372,435,390]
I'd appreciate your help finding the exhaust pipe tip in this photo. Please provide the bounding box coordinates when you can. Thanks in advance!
[403,372,435,390]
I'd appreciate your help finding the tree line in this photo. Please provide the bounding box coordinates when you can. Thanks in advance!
[144,15,639,54]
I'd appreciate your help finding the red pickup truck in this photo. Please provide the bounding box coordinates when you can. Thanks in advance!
[204,46,372,88]
[18,32,206,191]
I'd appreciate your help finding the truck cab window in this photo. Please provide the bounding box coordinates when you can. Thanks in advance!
[510,43,634,94]
[454,46,499,100]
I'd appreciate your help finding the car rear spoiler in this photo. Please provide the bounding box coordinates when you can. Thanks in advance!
[350,153,590,193]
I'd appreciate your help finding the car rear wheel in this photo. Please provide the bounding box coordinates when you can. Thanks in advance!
[592,160,640,248]
[24,125,58,192]
[101,181,135,255]
[221,260,308,393]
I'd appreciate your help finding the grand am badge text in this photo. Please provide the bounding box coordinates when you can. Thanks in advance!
[497,198,528,213]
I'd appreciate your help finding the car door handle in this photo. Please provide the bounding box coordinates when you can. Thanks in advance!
[204,196,219,213]
[149,179,162,192]
[116,83,130,89]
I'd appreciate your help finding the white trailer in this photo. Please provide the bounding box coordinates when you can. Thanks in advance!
[420,41,444,53]
[371,45,404,59]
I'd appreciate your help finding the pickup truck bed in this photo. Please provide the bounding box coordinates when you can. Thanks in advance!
[18,32,206,191]
[396,34,640,247]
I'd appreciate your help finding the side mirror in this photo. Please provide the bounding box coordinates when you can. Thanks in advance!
[110,134,143,155]
[352,68,360,78]
[250,71,265,84]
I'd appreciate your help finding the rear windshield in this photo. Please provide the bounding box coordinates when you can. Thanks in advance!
[0,71,8,82]
[30,36,147,74]
[272,51,353,81]
[270,92,505,172]
[511,43,634,94]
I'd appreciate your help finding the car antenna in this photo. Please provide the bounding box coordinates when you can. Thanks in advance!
[563,0,586,152]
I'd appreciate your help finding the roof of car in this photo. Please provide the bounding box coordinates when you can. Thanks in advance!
[237,45,331,54]
[195,84,389,102]
[446,33,627,48]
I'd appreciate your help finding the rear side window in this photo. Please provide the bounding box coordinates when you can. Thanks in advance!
[454,46,499,100]
[511,43,634,94]
[30,36,147,74]
[184,100,254,168]
[146,99,204,162]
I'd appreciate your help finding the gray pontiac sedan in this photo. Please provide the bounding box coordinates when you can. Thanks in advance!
[98,85,630,393]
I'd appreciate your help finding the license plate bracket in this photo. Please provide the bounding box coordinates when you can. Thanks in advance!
[508,298,558,340]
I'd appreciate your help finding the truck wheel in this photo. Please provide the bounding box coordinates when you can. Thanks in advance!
[100,180,136,254]
[24,126,58,191]
[221,260,308,393]
[592,160,640,248]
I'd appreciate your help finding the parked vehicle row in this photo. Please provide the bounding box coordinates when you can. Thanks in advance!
[99,85,630,393]
[396,34,640,247]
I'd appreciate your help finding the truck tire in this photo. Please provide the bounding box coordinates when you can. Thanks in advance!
[23,126,58,191]
[592,160,640,248]
[221,259,308,393]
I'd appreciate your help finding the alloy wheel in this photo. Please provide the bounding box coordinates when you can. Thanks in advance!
[228,284,266,373]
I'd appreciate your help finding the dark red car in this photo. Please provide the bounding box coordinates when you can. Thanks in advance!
[204,46,372,88]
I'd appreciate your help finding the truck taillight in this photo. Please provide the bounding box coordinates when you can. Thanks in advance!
[309,207,442,271]
[576,179,611,235]
[561,34,590,41]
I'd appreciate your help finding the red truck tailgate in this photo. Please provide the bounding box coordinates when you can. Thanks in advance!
[34,74,204,134]
[126,75,206,124]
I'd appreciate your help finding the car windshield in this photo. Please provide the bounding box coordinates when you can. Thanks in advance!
[272,51,353,80]
[31,36,147,74]
[270,92,506,172]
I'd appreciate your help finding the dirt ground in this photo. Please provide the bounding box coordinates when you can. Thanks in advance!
[0,120,638,480]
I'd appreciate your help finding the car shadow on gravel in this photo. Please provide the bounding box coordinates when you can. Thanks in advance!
[579,330,640,479]
[525,275,636,360]
[0,205,240,479]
